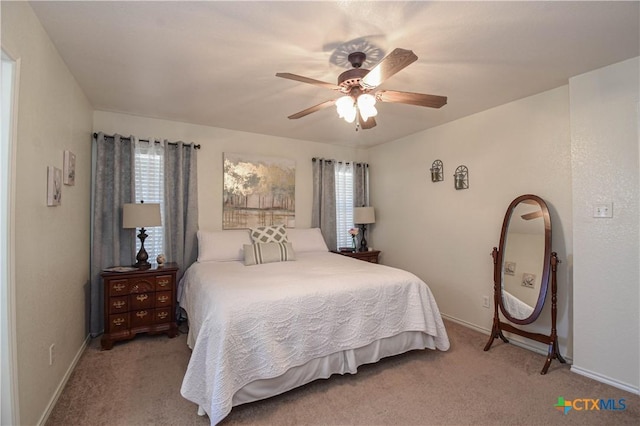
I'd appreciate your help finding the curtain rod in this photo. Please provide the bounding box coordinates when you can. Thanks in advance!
[312,158,368,166]
[93,133,200,149]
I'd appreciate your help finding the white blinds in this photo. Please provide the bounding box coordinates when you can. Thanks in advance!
[134,140,164,260]
[335,162,354,249]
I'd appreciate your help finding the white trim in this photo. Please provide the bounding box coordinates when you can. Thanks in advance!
[571,365,639,395]
[447,310,638,394]
[36,335,90,426]
[441,313,573,363]
[1,47,20,426]
[441,313,491,335]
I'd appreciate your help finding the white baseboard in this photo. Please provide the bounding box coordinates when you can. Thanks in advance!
[440,313,574,363]
[37,334,90,426]
[571,365,639,395]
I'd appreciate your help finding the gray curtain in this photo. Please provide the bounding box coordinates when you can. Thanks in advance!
[353,162,369,207]
[90,133,135,336]
[164,141,198,287]
[311,158,337,250]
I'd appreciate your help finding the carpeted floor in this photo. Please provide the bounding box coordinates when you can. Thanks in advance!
[46,320,638,425]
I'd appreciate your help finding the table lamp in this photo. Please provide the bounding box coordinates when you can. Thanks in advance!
[354,206,375,252]
[123,201,162,268]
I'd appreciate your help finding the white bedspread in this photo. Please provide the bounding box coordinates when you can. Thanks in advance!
[502,290,534,319]
[179,251,449,424]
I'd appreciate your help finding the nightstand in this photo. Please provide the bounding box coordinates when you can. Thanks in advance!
[101,263,179,350]
[332,250,380,263]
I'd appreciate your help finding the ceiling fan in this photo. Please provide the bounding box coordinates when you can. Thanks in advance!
[276,48,447,130]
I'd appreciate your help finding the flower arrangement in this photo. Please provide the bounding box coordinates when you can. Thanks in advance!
[349,228,359,250]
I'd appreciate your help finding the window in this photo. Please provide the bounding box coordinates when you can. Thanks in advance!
[335,162,354,249]
[133,142,164,258]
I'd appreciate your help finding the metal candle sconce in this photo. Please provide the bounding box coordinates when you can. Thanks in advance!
[454,165,469,190]
[430,160,443,182]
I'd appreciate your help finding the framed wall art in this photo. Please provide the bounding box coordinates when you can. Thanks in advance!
[63,150,76,185]
[223,153,295,229]
[47,166,62,206]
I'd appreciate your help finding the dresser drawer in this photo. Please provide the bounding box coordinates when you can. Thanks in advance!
[108,279,129,296]
[108,313,129,332]
[131,309,153,327]
[129,278,154,294]
[155,307,172,323]
[109,296,129,314]
[155,291,172,307]
[155,275,173,291]
[130,292,154,309]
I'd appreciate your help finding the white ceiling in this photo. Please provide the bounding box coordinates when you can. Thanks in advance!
[30,1,639,147]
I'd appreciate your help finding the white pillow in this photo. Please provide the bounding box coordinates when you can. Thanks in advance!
[286,228,329,253]
[197,230,252,262]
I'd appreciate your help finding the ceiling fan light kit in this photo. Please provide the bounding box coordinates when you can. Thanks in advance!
[276,47,447,130]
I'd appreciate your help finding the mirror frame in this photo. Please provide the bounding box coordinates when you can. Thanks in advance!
[497,194,551,325]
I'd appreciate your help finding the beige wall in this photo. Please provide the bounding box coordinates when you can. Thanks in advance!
[570,57,639,391]
[3,3,638,423]
[368,86,574,357]
[1,2,94,425]
[93,111,368,232]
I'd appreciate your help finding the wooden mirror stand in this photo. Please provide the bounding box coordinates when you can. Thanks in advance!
[484,247,566,374]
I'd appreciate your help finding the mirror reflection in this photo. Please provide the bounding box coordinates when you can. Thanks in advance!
[501,200,546,321]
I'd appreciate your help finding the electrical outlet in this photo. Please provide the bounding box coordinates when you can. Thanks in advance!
[483,296,490,308]
[49,343,55,366]
[593,203,613,218]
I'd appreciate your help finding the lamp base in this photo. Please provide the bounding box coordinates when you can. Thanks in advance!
[133,228,151,269]
[358,224,369,252]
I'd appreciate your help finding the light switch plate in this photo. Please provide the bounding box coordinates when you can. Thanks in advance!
[593,203,613,218]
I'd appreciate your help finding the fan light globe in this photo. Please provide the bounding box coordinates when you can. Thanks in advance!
[336,96,357,123]
[357,94,378,121]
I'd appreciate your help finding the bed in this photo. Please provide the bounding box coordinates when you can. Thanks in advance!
[178,227,450,424]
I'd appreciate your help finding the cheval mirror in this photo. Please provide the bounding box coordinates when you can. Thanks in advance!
[484,194,566,374]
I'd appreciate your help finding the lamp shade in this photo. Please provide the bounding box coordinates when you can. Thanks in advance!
[354,206,375,224]
[123,203,162,228]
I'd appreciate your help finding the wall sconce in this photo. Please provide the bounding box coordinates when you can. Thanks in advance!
[454,165,469,190]
[430,160,443,182]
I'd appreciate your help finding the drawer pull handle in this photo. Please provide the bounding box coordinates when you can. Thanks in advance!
[113,283,125,292]
[136,311,148,318]
[158,279,170,287]
[158,295,169,303]
[136,294,149,302]
[113,300,126,309]
[113,318,125,326]
[157,312,168,320]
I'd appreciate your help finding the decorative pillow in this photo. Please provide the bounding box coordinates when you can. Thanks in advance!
[286,228,329,253]
[243,242,296,266]
[197,230,252,262]
[250,224,288,244]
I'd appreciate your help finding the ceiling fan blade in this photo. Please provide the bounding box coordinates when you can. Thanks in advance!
[287,99,336,119]
[521,211,543,220]
[360,48,418,88]
[276,73,341,91]
[377,90,447,108]
[358,112,377,129]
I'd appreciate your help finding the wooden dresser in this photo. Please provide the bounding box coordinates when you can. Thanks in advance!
[101,263,179,350]
[332,250,380,263]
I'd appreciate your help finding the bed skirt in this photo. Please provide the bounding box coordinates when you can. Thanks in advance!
[196,330,435,417]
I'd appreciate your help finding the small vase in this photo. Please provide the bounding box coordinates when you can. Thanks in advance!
[351,237,357,251]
